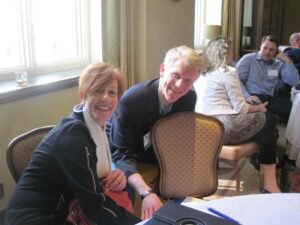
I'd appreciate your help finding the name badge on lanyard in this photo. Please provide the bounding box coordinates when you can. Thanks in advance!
[268,69,278,77]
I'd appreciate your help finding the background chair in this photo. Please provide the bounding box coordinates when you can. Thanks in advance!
[6,125,54,182]
[219,143,259,194]
[151,112,224,200]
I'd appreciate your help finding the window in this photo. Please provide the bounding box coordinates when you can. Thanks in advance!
[241,0,253,49]
[194,0,223,50]
[0,0,101,81]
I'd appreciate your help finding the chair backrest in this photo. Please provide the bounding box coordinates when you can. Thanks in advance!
[6,125,54,182]
[151,112,224,199]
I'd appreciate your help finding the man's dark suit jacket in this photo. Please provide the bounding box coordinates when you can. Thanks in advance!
[106,78,196,177]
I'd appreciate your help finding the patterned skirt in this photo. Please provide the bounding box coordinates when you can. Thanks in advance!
[214,112,266,145]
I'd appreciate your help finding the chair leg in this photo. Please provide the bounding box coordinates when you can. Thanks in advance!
[260,167,264,189]
[280,164,295,192]
[280,167,288,192]
[236,167,240,195]
[234,161,241,195]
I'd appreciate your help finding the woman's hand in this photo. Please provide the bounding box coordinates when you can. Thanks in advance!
[247,99,268,113]
[257,102,268,112]
[101,169,127,192]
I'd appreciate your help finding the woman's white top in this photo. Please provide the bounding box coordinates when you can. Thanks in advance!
[194,66,249,115]
[83,107,112,178]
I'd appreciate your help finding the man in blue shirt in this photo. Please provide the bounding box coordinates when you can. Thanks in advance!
[237,35,299,122]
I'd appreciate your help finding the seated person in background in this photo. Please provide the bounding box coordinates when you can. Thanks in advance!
[106,46,203,220]
[282,32,300,167]
[237,35,299,123]
[194,37,281,193]
[284,32,300,75]
[284,94,300,169]
[5,63,140,225]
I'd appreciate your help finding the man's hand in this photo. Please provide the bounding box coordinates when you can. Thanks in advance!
[101,168,127,192]
[141,193,163,220]
[127,173,163,220]
[246,95,261,105]
[276,50,292,64]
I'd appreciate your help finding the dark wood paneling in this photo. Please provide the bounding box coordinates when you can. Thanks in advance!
[241,0,300,54]
[281,0,300,44]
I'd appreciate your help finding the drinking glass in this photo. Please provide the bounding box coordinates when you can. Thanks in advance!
[15,70,28,87]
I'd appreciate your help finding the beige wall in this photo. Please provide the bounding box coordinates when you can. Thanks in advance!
[126,0,195,84]
[146,0,195,79]
[0,88,79,210]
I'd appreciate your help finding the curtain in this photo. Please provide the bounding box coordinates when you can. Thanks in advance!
[101,0,120,67]
[101,0,147,87]
[222,0,243,60]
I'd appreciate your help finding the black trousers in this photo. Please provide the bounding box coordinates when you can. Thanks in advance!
[253,94,292,123]
[247,112,278,164]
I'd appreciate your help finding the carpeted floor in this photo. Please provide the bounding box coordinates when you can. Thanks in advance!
[207,158,272,199]
[205,120,287,200]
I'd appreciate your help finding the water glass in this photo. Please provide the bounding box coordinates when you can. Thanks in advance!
[15,70,28,87]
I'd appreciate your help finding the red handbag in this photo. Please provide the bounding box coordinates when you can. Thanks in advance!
[66,199,94,225]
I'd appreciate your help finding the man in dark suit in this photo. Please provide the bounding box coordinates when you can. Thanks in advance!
[106,45,203,220]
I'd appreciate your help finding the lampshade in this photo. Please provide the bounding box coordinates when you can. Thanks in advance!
[203,24,222,39]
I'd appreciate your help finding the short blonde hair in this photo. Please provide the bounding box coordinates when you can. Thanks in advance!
[163,45,203,73]
[79,62,126,100]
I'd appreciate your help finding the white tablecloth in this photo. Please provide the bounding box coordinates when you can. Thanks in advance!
[286,93,300,167]
[136,194,300,225]
[182,194,300,225]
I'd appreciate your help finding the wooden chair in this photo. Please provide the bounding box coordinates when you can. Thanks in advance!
[219,142,259,194]
[6,125,54,182]
[151,112,224,200]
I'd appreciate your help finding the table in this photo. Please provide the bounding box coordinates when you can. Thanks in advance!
[182,194,300,225]
[136,194,300,225]
[286,92,300,167]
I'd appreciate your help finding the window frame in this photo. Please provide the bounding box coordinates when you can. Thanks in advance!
[0,0,101,82]
[194,0,223,50]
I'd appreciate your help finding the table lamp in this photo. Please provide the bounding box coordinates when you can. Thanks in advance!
[203,24,222,46]
[242,26,252,48]
[203,24,222,39]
